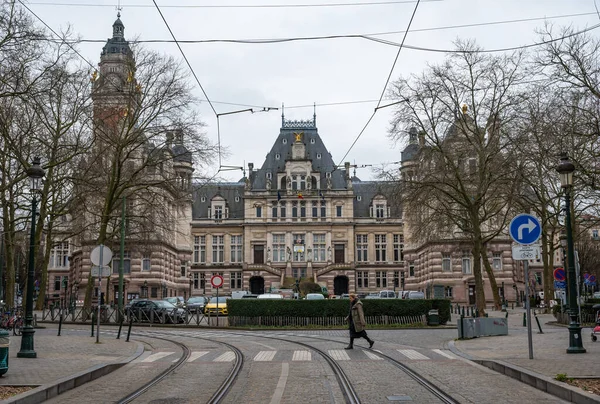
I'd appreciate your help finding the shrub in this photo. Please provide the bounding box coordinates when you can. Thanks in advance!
[227,298,451,324]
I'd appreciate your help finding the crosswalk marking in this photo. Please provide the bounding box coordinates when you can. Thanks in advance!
[254,351,277,361]
[363,351,383,360]
[141,352,174,362]
[292,351,311,361]
[214,352,235,362]
[188,351,209,362]
[328,350,351,361]
[432,349,457,359]
[397,349,430,360]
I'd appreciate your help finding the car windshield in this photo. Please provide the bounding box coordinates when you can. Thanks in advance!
[187,297,205,303]
[209,297,227,304]
[155,301,176,308]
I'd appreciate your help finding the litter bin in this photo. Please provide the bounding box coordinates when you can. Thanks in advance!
[0,329,9,375]
[427,309,439,326]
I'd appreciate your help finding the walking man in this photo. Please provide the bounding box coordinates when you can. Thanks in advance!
[345,293,374,349]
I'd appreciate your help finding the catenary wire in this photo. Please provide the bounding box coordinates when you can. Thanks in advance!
[336,0,420,167]
[16,0,96,70]
[25,0,439,9]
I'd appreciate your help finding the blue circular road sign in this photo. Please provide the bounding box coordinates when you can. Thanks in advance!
[509,214,541,245]
[554,267,566,282]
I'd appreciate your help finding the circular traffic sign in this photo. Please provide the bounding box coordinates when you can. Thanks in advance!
[553,267,566,282]
[509,214,541,245]
[584,273,590,280]
[590,275,597,283]
[90,245,113,266]
[211,275,224,288]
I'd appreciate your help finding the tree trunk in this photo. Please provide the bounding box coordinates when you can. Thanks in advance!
[472,240,487,317]
[480,247,501,310]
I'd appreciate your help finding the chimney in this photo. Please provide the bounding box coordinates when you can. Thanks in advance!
[248,162,254,181]
[174,129,183,145]
[344,162,350,179]
[418,131,425,147]
[166,131,173,148]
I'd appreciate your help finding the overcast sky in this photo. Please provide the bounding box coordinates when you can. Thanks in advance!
[23,0,600,181]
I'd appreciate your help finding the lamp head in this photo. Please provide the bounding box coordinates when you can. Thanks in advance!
[559,230,568,248]
[27,157,45,192]
[556,154,575,188]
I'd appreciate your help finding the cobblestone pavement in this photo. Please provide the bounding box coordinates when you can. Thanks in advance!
[6,313,591,403]
[0,326,138,386]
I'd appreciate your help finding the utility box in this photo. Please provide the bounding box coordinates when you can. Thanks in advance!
[427,309,440,326]
[458,317,508,339]
[0,329,9,375]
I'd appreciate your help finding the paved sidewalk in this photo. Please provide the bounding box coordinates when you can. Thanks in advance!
[450,309,600,404]
[0,327,142,403]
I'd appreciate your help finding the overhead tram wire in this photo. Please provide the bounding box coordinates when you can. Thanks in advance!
[16,0,96,70]
[26,0,439,9]
[336,0,421,167]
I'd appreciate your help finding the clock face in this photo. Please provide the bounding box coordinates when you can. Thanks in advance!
[103,73,122,90]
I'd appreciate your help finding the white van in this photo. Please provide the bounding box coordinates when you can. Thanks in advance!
[258,293,283,299]
[231,291,250,299]
[400,291,425,299]
[379,290,397,299]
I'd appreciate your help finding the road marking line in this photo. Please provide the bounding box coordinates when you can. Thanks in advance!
[188,351,209,362]
[432,349,457,359]
[292,351,311,361]
[141,352,175,362]
[269,363,289,404]
[364,351,383,360]
[214,352,235,362]
[328,350,351,361]
[254,351,277,361]
[397,349,430,360]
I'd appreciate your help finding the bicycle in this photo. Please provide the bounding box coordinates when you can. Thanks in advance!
[0,310,24,336]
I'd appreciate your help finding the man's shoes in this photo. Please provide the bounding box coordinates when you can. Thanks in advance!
[344,345,353,350]
[369,340,374,349]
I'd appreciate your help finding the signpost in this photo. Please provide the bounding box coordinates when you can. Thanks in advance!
[509,213,541,360]
[90,245,113,343]
[211,275,224,326]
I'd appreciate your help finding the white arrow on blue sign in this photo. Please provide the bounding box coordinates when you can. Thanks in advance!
[509,214,541,245]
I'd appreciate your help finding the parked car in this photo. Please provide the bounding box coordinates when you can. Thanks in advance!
[164,296,185,308]
[231,291,250,299]
[124,298,141,310]
[185,296,208,312]
[400,291,425,299]
[305,293,325,300]
[593,292,600,299]
[379,290,397,299]
[204,296,229,316]
[257,293,283,299]
[339,293,350,299]
[128,299,185,323]
[241,294,259,299]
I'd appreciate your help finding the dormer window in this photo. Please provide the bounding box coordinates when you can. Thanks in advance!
[326,172,331,178]
[235,196,240,202]
[311,138,316,144]
[283,139,287,144]
[275,153,281,160]
[316,153,322,159]
[266,172,272,179]
[201,196,206,202]
[357,196,362,201]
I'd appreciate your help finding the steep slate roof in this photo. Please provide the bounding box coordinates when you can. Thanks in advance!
[192,183,245,219]
[101,14,132,58]
[250,117,347,190]
[352,181,402,218]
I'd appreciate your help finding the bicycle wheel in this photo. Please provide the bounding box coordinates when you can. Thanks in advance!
[13,319,23,336]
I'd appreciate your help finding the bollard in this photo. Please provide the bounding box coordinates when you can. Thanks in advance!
[0,329,9,376]
[505,311,509,319]
[534,312,544,334]
[511,302,514,310]
[522,312,526,327]
[466,307,470,317]
[117,318,124,340]
[475,308,479,318]
[58,313,63,336]
[126,317,133,342]
[459,315,464,340]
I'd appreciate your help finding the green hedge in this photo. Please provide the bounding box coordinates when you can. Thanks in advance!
[227,298,451,324]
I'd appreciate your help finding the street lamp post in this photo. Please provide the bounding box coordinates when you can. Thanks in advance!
[18,157,45,358]
[188,273,193,299]
[556,154,586,354]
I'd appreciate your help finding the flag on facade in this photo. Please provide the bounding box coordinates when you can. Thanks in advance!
[319,191,325,201]
[277,190,281,201]
[297,192,304,199]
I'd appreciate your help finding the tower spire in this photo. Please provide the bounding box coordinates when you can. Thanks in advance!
[313,102,316,126]
[116,0,122,17]
[281,102,285,127]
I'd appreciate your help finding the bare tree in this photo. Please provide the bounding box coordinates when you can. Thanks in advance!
[388,42,529,314]
[75,46,218,309]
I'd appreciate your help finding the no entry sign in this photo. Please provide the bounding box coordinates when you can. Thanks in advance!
[211,274,224,289]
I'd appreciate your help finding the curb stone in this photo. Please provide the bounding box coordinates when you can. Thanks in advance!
[3,341,144,404]
[447,340,600,404]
